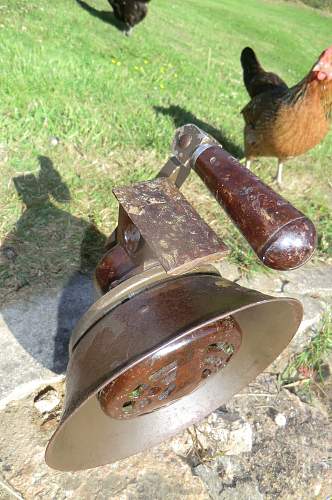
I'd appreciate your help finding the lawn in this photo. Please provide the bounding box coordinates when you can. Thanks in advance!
[0,0,331,299]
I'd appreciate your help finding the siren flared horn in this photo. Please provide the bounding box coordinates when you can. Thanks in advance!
[46,124,316,471]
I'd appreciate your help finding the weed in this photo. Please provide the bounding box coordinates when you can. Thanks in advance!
[280,310,332,401]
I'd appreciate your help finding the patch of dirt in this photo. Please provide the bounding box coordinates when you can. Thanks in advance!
[192,373,332,499]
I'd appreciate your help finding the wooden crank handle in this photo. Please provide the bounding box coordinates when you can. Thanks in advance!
[173,124,317,271]
[193,145,316,270]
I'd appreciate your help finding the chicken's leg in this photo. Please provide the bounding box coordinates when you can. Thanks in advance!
[245,159,251,170]
[125,26,133,36]
[275,160,283,188]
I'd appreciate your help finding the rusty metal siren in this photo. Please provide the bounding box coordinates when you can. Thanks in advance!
[46,124,316,471]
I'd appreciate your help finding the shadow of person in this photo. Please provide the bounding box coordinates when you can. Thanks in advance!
[0,156,107,375]
[154,105,244,159]
[53,223,106,373]
[75,0,125,32]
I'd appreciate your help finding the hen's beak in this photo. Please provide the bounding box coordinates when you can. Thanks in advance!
[312,61,332,81]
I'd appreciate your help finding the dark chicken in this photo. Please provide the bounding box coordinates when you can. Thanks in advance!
[241,46,332,186]
[108,0,151,35]
[241,47,289,99]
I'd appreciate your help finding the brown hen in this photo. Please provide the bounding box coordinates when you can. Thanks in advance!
[241,46,332,186]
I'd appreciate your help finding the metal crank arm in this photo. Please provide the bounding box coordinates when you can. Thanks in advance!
[171,124,317,271]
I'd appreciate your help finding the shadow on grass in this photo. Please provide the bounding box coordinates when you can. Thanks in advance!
[0,157,107,375]
[75,0,125,31]
[154,104,244,159]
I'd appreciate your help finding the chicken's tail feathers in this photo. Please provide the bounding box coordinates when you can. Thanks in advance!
[240,47,261,73]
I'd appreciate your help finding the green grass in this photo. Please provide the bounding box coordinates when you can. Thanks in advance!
[280,310,332,402]
[0,0,331,297]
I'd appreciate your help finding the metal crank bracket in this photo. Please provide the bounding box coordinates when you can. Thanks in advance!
[95,127,226,294]
[72,130,227,350]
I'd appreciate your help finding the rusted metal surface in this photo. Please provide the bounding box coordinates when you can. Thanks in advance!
[157,155,190,189]
[172,123,217,170]
[71,265,167,352]
[98,316,242,419]
[172,124,317,271]
[117,206,142,256]
[46,271,303,471]
[113,178,228,275]
[95,243,136,293]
